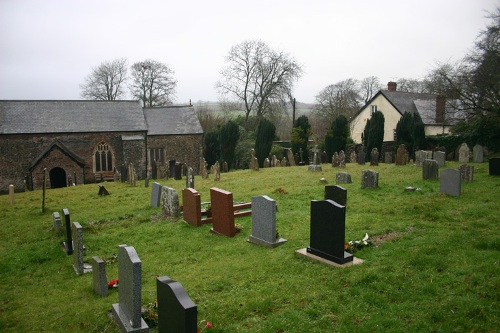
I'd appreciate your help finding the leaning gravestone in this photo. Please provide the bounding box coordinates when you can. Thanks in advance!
[248,195,287,248]
[473,144,484,163]
[306,200,353,265]
[433,151,446,167]
[72,222,85,275]
[161,186,180,217]
[335,172,352,184]
[324,185,347,206]
[440,169,461,196]
[458,143,470,163]
[112,245,149,333]
[52,211,62,231]
[150,182,162,207]
[62,208,73,255]
[361,170,379,189]
[157,276,197,333]
[459,164,474,182]
[422,159,439,180]
[92,256,108,297]
[489,157,500,176]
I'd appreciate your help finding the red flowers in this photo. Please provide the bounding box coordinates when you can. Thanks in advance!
[108,279,119,288]
[198,320,213,332]
[205,322,213,329]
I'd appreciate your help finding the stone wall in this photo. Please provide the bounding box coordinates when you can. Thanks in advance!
[147,134,203,174]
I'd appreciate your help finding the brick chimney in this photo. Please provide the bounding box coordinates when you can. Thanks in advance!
[387,81,397,92]
[435,95,445,123]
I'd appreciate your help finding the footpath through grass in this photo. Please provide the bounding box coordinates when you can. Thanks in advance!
[0,162,499,332]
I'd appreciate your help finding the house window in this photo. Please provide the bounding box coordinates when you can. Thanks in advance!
[393,129,397,141]
[94,142,113,172]
[149,148,165,166]
[371,105,377,114]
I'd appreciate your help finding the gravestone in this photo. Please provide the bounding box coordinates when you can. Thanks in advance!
[174,163,182,180]
[52,211,62,231]
[182,188,202,227]
[201,159,208,179]
[331,152,339,167]
[308,145,322,171]
[361,170,379,189]
[112,245,149,333]
[248,195,287,248]
[72,222,85,275]
[458,143,470,163]
[92,256,108,296]
[324,185,347,206]
[321,151,328,164]
[186,167,195,189]
[395,144,407,165]
[489,157,500,175]
[440,169,461,196]
[385,152,393,164]
[459,164,474,182]
[222,161,228,173]
[281,157,288,167]
[338,151,346,168]
[213,161,220,181]
[263,158,270,168]
[350,151,357,164]
[287,148,296,166]
[422,159,439,180]
[370,148,379,166]
[433,151,446,167]
[473,144,484,163]
[144,177,149,188]
[335,172,352,184]
[98,184,110,196]
[415,150,426,167]
[357,147,366,165]
[272,155,278,167]
[150,182,162,207]
[161,186,180,217]
[62,208,73,255]
[306,200,353,265]
[157,276,197,333]
[210,188,236,237]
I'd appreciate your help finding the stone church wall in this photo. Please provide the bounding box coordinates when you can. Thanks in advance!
[147,134,203,174]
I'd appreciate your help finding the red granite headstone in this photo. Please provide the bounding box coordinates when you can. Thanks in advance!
[210,187,236,237]
[182,188,202,226]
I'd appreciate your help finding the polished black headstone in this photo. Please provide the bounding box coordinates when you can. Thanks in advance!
[62,208,73,255]
[324,185,347,206]
[307,200,353,264]
[489,157,500,176]
[157,276,197,333]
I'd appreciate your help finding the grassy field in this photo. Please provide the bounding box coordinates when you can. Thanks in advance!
[0,161,499,332]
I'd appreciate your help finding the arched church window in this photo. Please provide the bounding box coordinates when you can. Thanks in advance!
[94,143,114,172]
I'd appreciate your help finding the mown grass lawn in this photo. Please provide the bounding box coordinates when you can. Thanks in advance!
[0,161,499,332]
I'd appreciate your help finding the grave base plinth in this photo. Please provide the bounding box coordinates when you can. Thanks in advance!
[248,235,287,248]
[111,303,149,333]
[295,248,363,267]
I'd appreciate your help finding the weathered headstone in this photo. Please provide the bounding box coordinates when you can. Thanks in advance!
[248,195,287,248]
[52,211,62,231]
[72,222,85,275]
[272,155,278,167]
[92,256,108,297]
[150,182,162,207]
[321,151,328,164]
[370,148,379,166]
[350,151,357,164]
[306,200,353,265]
[174,163,182,180]
[157,276,197,333]
[338,151,346,168]
[440,169,461,196]
[422,159,439,180]
[287,148,296,166]
[415,150,426,167]
[112,245,149,332]
[161,186,180,217]
[433,151,446,167]
[308,145,322,171]
[385,152,393,164]
[395,144,407,165]
[62,208,73,255]
[458,143,470,163]
[331,152,339,167]
[335,172,352,184]
[98,184,110,196]
[281,157,287,167]
[489,157,500,176]
[357,146,366,165]
[459,164,474,182]
[361,170,379,189]
[473,144,484,163]
[210,188,236,237]
[182,188,202,227]
[213,161,220,181]
[186,167,195,189]
[324,185,347,206]
[263,158,270,168]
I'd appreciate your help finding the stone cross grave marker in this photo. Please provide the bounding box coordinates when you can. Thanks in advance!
[473,144,484,163]
[335,172,352,184]
[150,182,162,207]
[489,157,500,176]
[433,151,446,167]
[459,164,474,182]
[440,169,461,196]
[361,170,379,189]
[324,185,347,206]
[306,200,353,265]
[92,256,108,296]
[458,143,470,163]
[182,188,202,227]
[112,245,149,333]
[422,159,439,180]
[248,195,287,248]
[157,276,197,333]
[52,211,62,231]
[161,186,180,217]
[62,208,73,255]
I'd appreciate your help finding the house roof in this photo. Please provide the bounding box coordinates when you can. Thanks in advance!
[0,100,147,134]
[143,105,203,135]
[379,90,436,116]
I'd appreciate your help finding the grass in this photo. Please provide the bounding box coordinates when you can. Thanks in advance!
[0,161,499,332]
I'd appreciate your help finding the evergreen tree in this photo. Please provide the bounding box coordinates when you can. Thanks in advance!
[366,111,385,160]
[395,112,426,159]
[291,115,312,164]
[412,112,426,151]
[219,120,240,170]
[325,115,349,158]
[254,118,276,167]
[204,131,220,167]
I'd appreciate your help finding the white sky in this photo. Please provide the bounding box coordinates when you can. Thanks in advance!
[0,0,497,104]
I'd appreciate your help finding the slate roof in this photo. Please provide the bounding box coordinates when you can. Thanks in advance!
[143,105,203,135]
[0,100,147,134]
[30,139,85,169]
[379,90,436,116]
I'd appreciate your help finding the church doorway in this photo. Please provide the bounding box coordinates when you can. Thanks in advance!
[50,167,67,188]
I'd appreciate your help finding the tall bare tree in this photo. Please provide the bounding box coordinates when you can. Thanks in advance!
[313,78,361,124]
[216,40,303,124]
[80,58,128,100]
[129,59,177,107]
[360,76,382,104]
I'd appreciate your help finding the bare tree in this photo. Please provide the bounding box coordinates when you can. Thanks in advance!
[216,40,303,124]
[313,78,361,125]
[80,58,128,100]
[360,76,382,104]
[129,59,177,107]
[396,77,429,93]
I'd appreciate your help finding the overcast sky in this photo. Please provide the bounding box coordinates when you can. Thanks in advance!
[0,0,497,104]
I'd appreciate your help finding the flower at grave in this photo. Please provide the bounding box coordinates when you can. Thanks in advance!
[108,279,119,288]
[143,299,158,327]
[198,320,213,332]
[345,234,373,253]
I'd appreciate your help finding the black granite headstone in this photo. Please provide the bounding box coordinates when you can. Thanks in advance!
[489,157,500,176]
[307,200,353,264]
[324,185,347,206]
[157,276,197,333]
[168,160,176,178]
[174,162,182,180]
[62,208,73,255]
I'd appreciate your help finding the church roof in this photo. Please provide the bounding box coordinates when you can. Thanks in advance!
[0,100,147,134]
[143,105,203,135]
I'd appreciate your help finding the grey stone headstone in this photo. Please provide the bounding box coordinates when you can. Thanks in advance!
[473,144,484,163]
[357,152,366,165]
[161,186,180,217]
[112,245,149,332]
[489,157,500,175]
[424,150,433,159]
[186,167,194,189]
[92,256,108,297]
[440,169,461,196]
[459,164,474,182]
[415,150,426,166]
[423,159,439,180]
[150,182,162,207]
[72,222,84,275]
[52,211,61,231]
[361,170,378,189]
[458,143,470,163]
[385,152,393,164]
[157,276,197,332]
[433,151,446,167]
[324,185,347,206]
[248,195,287,248]
[62,208,73,255]
[335,172,352,184]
